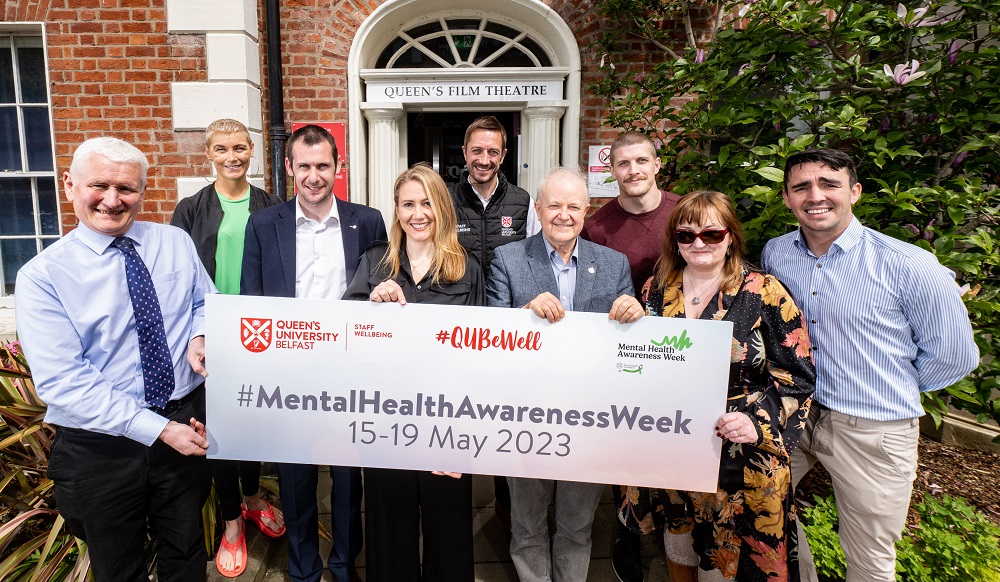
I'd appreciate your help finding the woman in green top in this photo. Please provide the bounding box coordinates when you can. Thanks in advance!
[171,118,284,578]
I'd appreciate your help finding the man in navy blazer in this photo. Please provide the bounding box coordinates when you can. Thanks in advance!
[487,167,643,582]
[242,125,386,582]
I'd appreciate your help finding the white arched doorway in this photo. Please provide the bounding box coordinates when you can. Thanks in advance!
[347,0,581,221]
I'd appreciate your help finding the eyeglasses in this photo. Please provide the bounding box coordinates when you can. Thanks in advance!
[674,228,729,245]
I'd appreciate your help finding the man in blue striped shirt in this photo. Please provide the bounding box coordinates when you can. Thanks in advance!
[761,149,978,582]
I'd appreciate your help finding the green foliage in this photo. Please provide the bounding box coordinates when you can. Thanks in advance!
[801,494,1000,581]
[798,496,846,580]
[896,493,1000,581]
[594,0,1000,434]
[0,342,89,581]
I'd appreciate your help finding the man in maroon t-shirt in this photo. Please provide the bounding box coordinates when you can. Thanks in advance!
[581,131,679,582]
[583,131,679,299]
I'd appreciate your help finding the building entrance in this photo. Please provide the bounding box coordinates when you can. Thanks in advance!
[406,111,519,188]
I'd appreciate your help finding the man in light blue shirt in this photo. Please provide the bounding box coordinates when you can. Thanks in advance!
[16,137,216,582]
[761,149,978,582]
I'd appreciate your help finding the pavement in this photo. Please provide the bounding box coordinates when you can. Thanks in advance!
[206,473,672,581]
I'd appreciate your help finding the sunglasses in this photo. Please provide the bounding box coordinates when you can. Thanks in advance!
[674,228,729,245]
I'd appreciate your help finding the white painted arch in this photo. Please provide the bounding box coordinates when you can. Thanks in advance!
[347,0,581,219]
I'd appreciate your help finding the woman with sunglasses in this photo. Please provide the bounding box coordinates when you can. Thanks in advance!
[620,191,815,582]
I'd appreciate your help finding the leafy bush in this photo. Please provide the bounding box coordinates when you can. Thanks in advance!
[0,341,89,581]
[593,0,1000,436]
[797,496,846,581]
[801,493,1000,581]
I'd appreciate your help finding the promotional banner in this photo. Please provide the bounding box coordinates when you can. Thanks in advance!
[206,295,734,492]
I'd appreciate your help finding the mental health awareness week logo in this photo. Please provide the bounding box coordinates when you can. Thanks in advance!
[616,329,694,373]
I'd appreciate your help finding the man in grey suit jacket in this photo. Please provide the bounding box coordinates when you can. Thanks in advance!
[241,125,386,582]
[487,167,643,582]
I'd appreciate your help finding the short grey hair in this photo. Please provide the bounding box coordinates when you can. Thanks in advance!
[69,137,150,190]
[537,166,588,204]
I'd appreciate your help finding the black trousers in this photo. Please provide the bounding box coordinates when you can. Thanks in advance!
[364,468,474,582]
[48,386,210,582]
[277,463,363,582]
[212,459,262,521]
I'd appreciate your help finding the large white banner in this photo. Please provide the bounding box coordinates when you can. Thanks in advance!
[206,295,734,492]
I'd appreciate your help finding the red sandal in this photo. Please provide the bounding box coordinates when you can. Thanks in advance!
[242,501,286,538]
[215,520,247,578]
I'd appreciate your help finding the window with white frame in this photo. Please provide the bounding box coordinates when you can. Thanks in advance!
[375,17,553,69]
[0,32,58,296]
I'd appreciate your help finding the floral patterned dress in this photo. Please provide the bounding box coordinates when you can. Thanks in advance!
[621,265,815,581]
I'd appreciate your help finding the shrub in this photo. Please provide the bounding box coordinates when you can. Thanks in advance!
[801,493,1000,581]
[0,341,89,581]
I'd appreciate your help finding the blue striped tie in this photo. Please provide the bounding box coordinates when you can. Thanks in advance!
[112,236,175,409]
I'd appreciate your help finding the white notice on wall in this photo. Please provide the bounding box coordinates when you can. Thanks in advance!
[588,145,618,198]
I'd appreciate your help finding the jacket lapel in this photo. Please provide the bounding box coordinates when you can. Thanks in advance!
[337,198,361,285]
[275,201,297,295]
[526,234,559,297]
[574,239,598,310]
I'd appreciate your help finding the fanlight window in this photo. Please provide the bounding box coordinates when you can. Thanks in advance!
[375,17,552,69]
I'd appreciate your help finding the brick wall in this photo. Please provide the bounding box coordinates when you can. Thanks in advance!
[4,0,208,232]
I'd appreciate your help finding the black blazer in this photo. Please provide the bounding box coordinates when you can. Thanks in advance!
[170,183,282,279]
[241,197,387,298]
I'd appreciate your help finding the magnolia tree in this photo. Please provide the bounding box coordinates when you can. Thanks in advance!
[593,0,1000,434]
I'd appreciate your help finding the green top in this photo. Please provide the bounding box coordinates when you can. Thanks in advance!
[214,188,251,295]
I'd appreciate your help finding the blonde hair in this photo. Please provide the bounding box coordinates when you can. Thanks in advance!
[653,190,746,292]
[379,163,467,285]
[205,118,252,148]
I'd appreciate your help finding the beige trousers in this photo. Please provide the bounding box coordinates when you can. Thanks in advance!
[792,405,919,582]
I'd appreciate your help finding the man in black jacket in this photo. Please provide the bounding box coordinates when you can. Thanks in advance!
[448,115,539,275]
[447,115,539,539]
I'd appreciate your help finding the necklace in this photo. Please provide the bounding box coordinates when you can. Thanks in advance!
[684,271,723,305]
[407,254,433,268]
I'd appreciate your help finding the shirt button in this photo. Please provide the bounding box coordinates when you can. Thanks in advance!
[417,285,422,289]
[811,291,817,296]
[816,264,823,268]
[811,319,816,324]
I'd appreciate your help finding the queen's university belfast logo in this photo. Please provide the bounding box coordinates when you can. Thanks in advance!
[242,318,272,353]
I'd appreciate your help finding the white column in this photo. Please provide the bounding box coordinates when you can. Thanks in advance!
[361,104,405,228]
[167,0,262,201]
[521,103,568,197]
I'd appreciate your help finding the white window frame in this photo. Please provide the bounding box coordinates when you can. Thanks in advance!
[0,24,60,298]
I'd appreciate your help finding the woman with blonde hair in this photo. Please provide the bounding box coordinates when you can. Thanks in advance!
[344,162,482,581]
[620,190,815,582]
[171,118,284,578]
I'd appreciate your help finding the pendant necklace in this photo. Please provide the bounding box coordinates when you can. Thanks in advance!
[686,272,723,305]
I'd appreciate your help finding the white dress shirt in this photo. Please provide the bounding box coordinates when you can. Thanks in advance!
[295,199,347,300]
